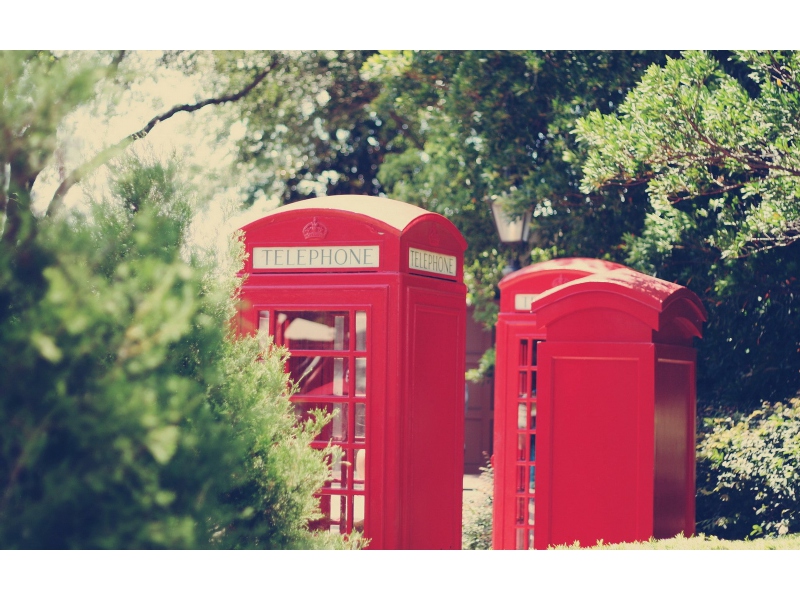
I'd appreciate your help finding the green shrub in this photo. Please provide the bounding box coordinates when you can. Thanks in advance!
[462,461,493,549]
[696,398,800,540]
[0,158,358,549]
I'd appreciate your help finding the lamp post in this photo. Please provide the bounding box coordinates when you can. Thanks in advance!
[488,195,533,275]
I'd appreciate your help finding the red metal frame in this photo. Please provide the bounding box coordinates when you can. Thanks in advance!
[236,195,467,549]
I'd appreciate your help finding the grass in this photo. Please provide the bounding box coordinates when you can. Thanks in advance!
[553,532,800,550]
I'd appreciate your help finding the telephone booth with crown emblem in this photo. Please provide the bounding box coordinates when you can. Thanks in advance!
[236,195,468,550]
[492,258,629,550]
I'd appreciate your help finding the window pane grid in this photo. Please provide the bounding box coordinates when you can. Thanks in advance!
[258,308,369,536]
[514,336,541,549]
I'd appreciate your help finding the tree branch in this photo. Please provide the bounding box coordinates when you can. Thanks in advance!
[46,58,278,217]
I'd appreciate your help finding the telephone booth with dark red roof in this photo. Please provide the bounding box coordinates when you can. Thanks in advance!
[492,258,629,550]
[528,267,707,549]
[236,195,467,550]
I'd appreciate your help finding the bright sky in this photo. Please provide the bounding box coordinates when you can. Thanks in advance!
[30,51,280,261]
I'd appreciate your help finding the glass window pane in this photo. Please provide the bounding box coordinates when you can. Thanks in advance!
[529,466,536,493]
[531,340,539,366]
[529,434,536,462]
[312,494,347,534]
[517,403,527,430]
[516,466,526,493]
[530,403,537,430]
[275,311,350,351]
[258,310,270,334]
[287,356,348,396]
[356,311,367,352]
[354,448,366,491]
[530,371,537,398]
[515,528,526,550]
[519,340,528,367]
[293,402,348,443]
[354,494,365,533]
[516,497,526,524]
[518,372,527,398]
[529,529,535,548]
[334,315,346,351]
[355,357,367,397]
[355,403,366,440]
[325,452,346,489]
[517,434,527,461]
[528,498,535,525]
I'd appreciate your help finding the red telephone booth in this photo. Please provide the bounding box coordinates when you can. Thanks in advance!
[492,258,628,550]
[529,267,707,549]
[236,195,467,550]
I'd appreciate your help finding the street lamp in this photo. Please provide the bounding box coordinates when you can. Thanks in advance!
[488,195,533,274]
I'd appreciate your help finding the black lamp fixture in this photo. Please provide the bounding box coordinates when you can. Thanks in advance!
[488,194,533,275]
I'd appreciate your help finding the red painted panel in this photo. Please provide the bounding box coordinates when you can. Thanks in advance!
[654,346,697,539]
[543,350,651,547]
[403,283,465,549]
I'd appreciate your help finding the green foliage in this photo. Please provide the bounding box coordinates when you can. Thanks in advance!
[461,461,493,550]
[696,399,800,540]
[576,51,800,410]
[364,51,671,326]
[0,152,356,549]
[465,347,495,384]
[192,50,387,205]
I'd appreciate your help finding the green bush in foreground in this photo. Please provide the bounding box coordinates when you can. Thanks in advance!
[696,399,800,541]
[0,158,358,549]
[462,461,493,550]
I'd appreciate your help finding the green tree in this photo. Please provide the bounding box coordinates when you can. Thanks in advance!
[362,50,675,325]
[576,50,800,411]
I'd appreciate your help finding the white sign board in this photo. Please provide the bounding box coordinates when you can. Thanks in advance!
[408,247,456,277]
[253,246,380,270]
[514,293,540,311]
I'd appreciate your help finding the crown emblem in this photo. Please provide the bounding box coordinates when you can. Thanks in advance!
[428,225,441,247]
[302,217,328,240]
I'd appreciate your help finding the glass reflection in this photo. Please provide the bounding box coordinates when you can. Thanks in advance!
[516,528,526,550]
[287,356,348,396]
[313,494,347,534]
[517,434,527,461]
[325,452,346,489]
[356,311,367,352]
[354,448,366,491]
[516,498,526,524]
[517,403,526,429]
[275,311,350,351]
[355,403,366,439]
[354,495,365,532]
[355,357,367,396]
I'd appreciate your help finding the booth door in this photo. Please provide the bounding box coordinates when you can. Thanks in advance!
[500,323,543,550]
[254,296,385,538]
